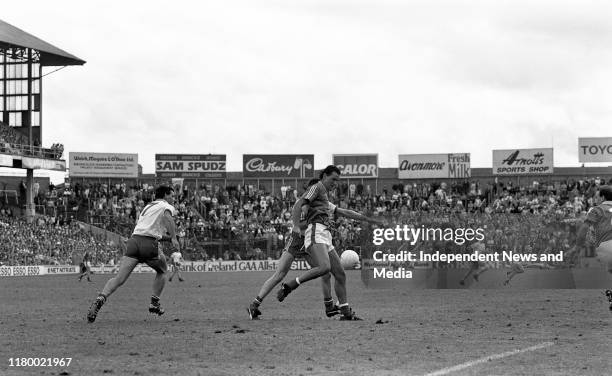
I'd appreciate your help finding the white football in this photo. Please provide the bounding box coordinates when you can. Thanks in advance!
[340,250,360,270]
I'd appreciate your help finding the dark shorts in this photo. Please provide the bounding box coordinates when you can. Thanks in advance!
[80,264,87,273]
[125,235,167,273]
[283,232,306,258]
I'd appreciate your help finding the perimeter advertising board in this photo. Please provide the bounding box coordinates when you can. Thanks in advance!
[398,153,470,179]
[69,152,138,178]
[22,157,66,171]
[333,154,378,178]
[243,154,314,178]
[155,154,226,178]
[492,148,553,175]
[578,138,612,163]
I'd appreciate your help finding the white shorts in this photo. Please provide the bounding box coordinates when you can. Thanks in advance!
[304,223,333,251]
[596,240,612,270]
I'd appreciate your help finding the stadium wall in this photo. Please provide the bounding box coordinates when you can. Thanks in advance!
[0,260,311,277]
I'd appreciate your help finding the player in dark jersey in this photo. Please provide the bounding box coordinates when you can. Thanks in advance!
[316,203,380,320]
[276,165,384,320]
[86,186,179,322]
[248,179,344,319]
[573,185,612,311]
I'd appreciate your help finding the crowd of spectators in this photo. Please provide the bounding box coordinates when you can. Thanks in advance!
[0,213,119,266]
[69,181,296,261]
[49,143,64,159]
[0,176,609,267]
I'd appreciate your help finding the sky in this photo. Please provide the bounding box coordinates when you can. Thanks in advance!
[2,0,612,181]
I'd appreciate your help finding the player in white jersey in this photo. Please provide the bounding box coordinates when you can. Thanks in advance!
[169,250,185,282]
[87,185,179,322]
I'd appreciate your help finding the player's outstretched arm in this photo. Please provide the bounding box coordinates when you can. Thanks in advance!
[335,207,385,225]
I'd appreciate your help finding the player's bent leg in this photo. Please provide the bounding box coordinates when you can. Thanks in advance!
[329,250,360,320]
[320,272,333,300]
[87,256,139,323]
[309,252,337,316]
[278,244,330,302]
[329,250,346,304]
[258,252,294,300]
[320,272,339,317]
[293,244,331,283]
[248,252,295,320]
[145,254,168,316]
[304,252,316,269]
[101,256,139,297]
[595,242,612,312]
[147,257,167,291]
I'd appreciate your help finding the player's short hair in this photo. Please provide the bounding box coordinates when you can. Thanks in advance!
[155,185,174,199]
[599,185,612,201]
[307,178,319,187]
[318,165,341,180]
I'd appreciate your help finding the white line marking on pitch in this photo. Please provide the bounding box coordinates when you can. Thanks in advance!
[423,341,555,376]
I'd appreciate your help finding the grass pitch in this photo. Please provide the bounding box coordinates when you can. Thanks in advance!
[0,271,609,375]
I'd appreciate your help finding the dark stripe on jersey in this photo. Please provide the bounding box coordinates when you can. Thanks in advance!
[304,184,318,201]
[284,234,293,252]
[140,201,161,217]
[311,223,316,245]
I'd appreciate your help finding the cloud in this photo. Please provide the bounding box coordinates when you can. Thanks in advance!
[2,0,612,178]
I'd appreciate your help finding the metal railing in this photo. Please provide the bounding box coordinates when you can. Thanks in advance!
[0,142,63,160]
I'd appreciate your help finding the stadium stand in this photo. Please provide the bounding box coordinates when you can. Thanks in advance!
[0,175,606,267]
[0,215,119,266]
[0,120,64,160]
